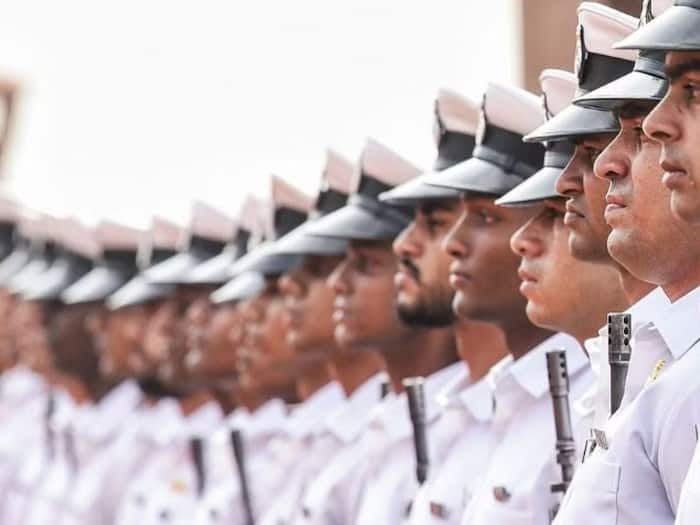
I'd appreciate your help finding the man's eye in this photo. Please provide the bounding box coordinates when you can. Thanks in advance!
[684,83,700,102]
[586,147,601,163]
[426,218,446,231]
[479,211,498,225]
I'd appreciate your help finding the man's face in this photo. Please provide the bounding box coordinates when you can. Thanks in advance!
[278,255,342,352]
[143,295,181,374]
[182,295,215,375]
[596,103,700,286]
[555,135,615,262]
[238,282,295,388]
[644,51,700,223]
[443,195,537,323]
[98,304,156,380]
[328,240,408,348]
[12,299,53,373]
[393,200,459,327]
[0,290,18,369]
[511,199,614,333]
[184,303,241,386]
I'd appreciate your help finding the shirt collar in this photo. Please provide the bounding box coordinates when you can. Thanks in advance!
[653,284,700,360]
[75,380,143,440]
[436,367,495,423]
[325,372,388,444]
[245,398,288,438]
[629,286,670,324]
[284,381,345,439]
[490,332,585,401]
[187,400,225,437]
[377,361,466,442]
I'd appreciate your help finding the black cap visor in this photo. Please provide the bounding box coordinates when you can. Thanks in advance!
[23,258,91,301]
[144,252,208,285]
[210,272,266,305]
[107,275,175,310]
[267,224,348,257]
[228,245,302,278]
[379,173,461,207]
[187,249,237,285]
[0,249,30,287]
[61,265,130,304]
[616,5,700,51]
[524,104,619,143]
[303,198,411,242]
[574,70,667,112]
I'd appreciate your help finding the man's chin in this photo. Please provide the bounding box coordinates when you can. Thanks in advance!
[671,191,700,225]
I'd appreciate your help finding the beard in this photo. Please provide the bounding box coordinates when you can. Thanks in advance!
[397,284,455,327]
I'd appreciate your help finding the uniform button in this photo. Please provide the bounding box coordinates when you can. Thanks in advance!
[429,501,449,519]
[492,486,511,502]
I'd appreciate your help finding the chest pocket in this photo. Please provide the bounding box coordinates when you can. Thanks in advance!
[555,457,620,525]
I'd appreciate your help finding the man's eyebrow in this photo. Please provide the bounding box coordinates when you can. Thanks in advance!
[665,59,700,83]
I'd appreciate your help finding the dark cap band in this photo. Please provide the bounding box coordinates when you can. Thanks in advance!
[434,131,476,171]
[578,53,635,95]
[475,124,544,178]
[274,207,307,239]
[313,188,348,217]
[348,194,412,229]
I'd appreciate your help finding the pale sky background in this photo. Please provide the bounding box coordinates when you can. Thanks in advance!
[0,0,523,229]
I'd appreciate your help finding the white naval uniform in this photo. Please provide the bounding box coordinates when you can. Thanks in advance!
[406,367,495,525]
[257,381,346,525]
[554,285,700,525]
[573,288,670,456]
[353,362,466,525]
[0,367,47,509]
[61,383,173,525]
[27,381,144,525]
[460,333,592,525]
[136,400,224,525]
[291,372,387,525]
[111,398,190,525]
[5,388,78,525]
[193,398,289,525]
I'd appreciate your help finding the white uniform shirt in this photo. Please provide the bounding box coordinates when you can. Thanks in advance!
[62,385,176,525]
[14,389,79,525]
[0,368,47,509]
[574,288,670,436]
[407,368,495,525]
[353,362,466,525]
[292,372,387,525]
[193,399,289,525]
[257,381,346,525]
[137,401,225,525]
[460,333,592,525]
[554,285,700,525]
[111,398,190,525]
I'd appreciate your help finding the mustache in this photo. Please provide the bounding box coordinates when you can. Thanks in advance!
[399,257,421,282]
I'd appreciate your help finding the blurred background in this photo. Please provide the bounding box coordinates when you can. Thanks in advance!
[0,0,640,228]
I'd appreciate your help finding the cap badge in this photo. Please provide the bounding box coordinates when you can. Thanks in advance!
[492,486,511,502]
[575,24,589,83]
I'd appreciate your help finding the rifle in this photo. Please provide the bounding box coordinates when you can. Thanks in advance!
[189,437,206,499]
[230,429,255,525]
[546,350,576,521]
[403,377,429,485]
[608,312,632,416]
[380,380,391,400]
